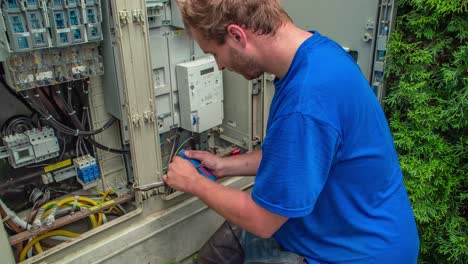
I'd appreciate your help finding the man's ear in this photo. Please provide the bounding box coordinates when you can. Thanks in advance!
[226,24,247,48]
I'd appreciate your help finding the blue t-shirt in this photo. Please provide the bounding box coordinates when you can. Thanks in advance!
[252,31,419,263]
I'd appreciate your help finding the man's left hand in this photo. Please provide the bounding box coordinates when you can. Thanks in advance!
[163,156,205,193]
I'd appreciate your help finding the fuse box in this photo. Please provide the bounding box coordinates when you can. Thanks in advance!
[73,154,100,189]
[0,0,104,91]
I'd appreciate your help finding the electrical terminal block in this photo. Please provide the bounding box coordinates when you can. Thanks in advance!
[73,154,100,190]
[2,127,60,168]
[41,173,54,185]
[53,166,77,182]
[40,165,78,184]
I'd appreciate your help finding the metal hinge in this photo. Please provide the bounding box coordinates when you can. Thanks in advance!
[132,114,142,127]
[119,10,129,26]
[143,111,155,123]
[264,73,276,82]
[252,78,262,95]
[251,137,261,146]
[132,9,144,24]
[363,19,375,43]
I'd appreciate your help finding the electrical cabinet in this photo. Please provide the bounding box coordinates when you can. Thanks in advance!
[0,0,395,263]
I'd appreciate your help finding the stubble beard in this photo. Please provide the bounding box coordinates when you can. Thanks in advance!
[229,47,263,80]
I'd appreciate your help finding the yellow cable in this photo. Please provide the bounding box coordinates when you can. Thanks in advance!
[42,201,86,219]
[102,190,112,201]
[101,190,123,216]
[20,230,79,261]
[34,241,43,254]
[43,196,102,227]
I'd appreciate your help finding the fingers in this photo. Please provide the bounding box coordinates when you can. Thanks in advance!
[185,150,210,160]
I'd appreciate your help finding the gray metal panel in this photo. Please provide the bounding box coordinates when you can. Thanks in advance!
[0,8,10,61]
[221,71,252,149]
[149,29,175,133]
[281,0,379,80]
[101,0,123,120]
[149,29,171,95]
[170,0,184,28]
[167,30,192,92]
[167,30,192,127]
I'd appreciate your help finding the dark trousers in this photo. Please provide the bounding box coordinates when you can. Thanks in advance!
[197,222,306,264]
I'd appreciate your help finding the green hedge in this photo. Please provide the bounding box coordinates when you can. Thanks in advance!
[384,0,467,263]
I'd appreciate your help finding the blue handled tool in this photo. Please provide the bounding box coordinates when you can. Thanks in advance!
[178,149,217,181]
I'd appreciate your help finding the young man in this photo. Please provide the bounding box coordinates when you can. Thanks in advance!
[163,0,420,263]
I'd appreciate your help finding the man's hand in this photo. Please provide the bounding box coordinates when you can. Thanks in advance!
[165,150,288,238]
[163,156,205,193]
[184,150,225,178]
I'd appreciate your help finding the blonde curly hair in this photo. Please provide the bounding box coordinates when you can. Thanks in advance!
[176,0,291,44]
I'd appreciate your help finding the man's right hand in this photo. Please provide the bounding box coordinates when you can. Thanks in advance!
[184,150,225,178]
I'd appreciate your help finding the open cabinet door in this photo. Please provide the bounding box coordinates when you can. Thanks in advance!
[280,0,396,100]
[263,0,397,119]
[221,72,264,151]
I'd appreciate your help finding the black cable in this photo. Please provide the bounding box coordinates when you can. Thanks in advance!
[1,115,34,137]
[22,91,117,136]
[86,137,130,154]
[7,81,129,155]
[45,86,68,124]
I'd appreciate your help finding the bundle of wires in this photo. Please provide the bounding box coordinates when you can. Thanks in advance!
[19,190,124,261]
[0,115,36,137]
[18,80,129,155]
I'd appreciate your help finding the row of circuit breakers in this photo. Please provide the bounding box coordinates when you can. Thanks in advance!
[2,0,102,51]
[0,127,101,190]
[0,0,103,91]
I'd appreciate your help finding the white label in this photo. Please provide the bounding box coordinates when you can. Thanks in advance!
[57,28,70,34]
[18,74,34,84]
[31,29,46,34]
[35,71,53,80]
[20,32,30,37]
[72,66,86,74]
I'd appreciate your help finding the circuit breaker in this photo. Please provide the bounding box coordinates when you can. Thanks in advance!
[2,126,59,168]
[0,0,104,91]
[176,56,224,133]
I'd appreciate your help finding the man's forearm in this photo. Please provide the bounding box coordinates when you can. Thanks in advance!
[221,150,262,177]
[192,175,287,238]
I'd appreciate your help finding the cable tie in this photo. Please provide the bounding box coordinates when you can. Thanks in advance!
[82,107,88,110]
[45,115,53,120]
[73,195,79,211]
[67,110,76,116]
[74,129,80,136]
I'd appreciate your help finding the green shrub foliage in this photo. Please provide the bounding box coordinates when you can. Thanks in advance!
[384,0,467,263]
